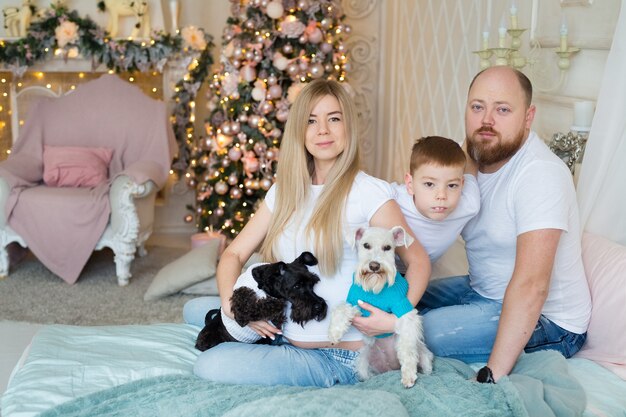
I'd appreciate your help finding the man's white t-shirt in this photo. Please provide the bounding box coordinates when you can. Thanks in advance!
[461,131,591,334]
[263,171,393,342]
[392,174,480,268]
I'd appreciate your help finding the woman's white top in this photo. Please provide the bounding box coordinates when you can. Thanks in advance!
[263,171,393,342]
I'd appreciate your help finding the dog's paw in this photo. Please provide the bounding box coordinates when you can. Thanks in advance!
[401,371,417,388]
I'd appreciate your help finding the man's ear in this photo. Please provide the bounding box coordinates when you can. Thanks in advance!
[404,172,414,196]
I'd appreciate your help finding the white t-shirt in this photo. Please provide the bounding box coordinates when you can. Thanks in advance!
[263,171,393,342]
[392,174,480,268]
[461,131,591,334]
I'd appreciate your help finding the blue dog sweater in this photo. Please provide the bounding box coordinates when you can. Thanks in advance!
[346,272,414,338]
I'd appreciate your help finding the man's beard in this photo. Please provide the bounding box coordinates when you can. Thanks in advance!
[466,126,526,167]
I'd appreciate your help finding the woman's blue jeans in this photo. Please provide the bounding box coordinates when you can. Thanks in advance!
[183,297,360,387]
[418,275,587,363]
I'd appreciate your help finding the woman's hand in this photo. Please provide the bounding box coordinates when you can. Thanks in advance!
[248,320,282,340]
[351,301,397,337]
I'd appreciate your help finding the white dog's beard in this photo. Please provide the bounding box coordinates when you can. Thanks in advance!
[356,270,393,294]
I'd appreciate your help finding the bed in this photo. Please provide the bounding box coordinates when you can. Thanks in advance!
[2,232,626,417]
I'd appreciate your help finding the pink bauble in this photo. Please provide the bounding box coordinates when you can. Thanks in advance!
[266,1,284,19]
[241,65,257,82]
[248,115,261,127]
[260,101,274,114]
[215,181,228,195]
[228,147,242,161]
[267,75,278,85]
[261,178,273,190]
[230,121,241,134]
[215,207,224,216]
[254,142,267,155]
[228,173,239,185]
[221,122,232,135]
[287,63,299,75]
[308,28,323,44]
[230,188,243,199]
[282,43,293,54]
[276,108,289,122]
[320,42,333,53]
[310,63,324,78]
[252,87,265,101]
[269,84,282,98]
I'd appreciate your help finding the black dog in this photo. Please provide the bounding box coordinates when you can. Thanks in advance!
[195,252,327,351]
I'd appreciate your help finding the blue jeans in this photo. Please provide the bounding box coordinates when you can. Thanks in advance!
[418,276,587,363]
[183,297,360,387]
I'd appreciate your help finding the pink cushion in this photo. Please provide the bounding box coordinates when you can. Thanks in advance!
[43,146,113,187]
[574,232,626,379]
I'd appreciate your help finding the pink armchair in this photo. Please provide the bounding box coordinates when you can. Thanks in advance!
[0,75,176,285]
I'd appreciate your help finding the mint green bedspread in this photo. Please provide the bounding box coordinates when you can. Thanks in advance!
[39,350,585,417]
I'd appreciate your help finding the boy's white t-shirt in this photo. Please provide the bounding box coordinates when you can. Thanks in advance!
[392,174,480,269]
[461,131,591,334]
[263,171,393,342]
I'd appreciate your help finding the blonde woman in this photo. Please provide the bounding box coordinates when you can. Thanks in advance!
[184,79,431,387]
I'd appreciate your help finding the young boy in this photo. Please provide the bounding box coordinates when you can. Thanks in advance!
[393,136,480,273]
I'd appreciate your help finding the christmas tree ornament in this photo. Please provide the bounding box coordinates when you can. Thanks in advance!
[215,181,228,195]
[266,1,284,19]
[228,147,243,161]
[227,175,238,187]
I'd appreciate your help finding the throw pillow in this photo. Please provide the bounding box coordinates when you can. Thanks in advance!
[43,146,113,187]
[144,239,220,301]
[574,232,626,379]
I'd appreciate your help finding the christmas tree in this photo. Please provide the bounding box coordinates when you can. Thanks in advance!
[186,0,351,238]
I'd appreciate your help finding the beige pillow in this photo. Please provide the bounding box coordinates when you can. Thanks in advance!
[144,239,220,301]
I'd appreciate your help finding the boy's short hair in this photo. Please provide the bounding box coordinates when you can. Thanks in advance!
[409,136,466,174]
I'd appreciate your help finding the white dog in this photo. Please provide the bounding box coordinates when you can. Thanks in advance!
[328,226,433,388]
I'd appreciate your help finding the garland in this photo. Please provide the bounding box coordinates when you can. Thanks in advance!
[0,4,213,171]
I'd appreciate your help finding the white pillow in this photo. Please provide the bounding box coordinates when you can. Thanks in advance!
[180,252,264,295]
[144,239,220,301]
[574,232,626,380]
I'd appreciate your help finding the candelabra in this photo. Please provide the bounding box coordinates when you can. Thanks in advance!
[474,6,579,92]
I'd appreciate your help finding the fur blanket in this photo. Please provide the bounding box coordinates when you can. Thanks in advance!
[38,350,585,417]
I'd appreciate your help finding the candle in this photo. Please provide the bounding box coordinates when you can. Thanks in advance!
[573,101,595,131]
[510,0,518,30]
[482,25,490,50]
[560,15,568,52]
[498,15,507,48]
[169,0,180,31]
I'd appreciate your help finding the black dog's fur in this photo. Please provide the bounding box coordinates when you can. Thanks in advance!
[195,252,328,351]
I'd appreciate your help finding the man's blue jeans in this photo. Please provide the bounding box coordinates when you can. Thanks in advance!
[184,297,360,387]
[418,276,587,363]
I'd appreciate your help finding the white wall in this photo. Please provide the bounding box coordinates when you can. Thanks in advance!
[369,0,621,183]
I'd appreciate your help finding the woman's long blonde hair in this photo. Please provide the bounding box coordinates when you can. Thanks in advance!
[260,79,360,275]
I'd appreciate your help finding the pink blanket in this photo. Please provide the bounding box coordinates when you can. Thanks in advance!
[0,75,176,284]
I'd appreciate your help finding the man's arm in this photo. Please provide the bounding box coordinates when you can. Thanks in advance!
[487,228,561,381]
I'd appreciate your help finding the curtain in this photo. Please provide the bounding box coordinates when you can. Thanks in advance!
[576,0,626,245]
